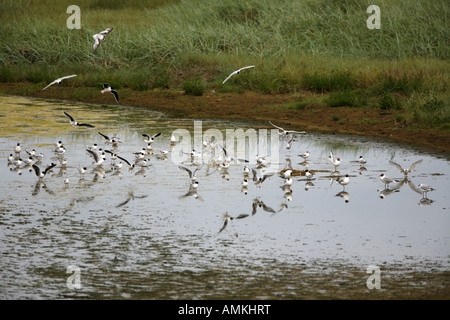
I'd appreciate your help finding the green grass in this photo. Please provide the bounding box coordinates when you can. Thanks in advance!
[182,78,206,96]
[0,0,448,129]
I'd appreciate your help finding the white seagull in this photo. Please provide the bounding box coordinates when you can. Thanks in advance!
[358,156,367,166]
[142,133,161,144]
[251,168,275,187]
[32,163,56,179]
[418,183,435,197]
[269,121,306,136]
[98,132,121,145]
[93,27,113,51]
[379,173,398,188]
[389,159,423,176]
[63,111,95,128]
[299,151,310,160]
[329,151,341,171]
[280,169,292,179]
[42,75,77,90]
[14,143,21,155]
[222,66,255,84]
[178,165,201,182]
[86,149,105,166]
[100,83,119,103]
[337,174,350,190]
[304,169,314,180]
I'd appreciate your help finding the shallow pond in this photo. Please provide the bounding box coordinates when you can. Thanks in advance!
[0,95,449,299]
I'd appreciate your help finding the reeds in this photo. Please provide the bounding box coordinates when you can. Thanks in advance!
[0,0,448,128]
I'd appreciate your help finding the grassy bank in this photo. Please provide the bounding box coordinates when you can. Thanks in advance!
[0,0,449,131]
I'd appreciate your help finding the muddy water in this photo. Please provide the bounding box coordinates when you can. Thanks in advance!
[0,95,449,300]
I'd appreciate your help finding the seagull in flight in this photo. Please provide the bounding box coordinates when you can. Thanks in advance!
[100,83,119,103]
[218,212,249,234]
[86,148,105,166]
[32,163,56,179]
[251,168,275,187]
[142,133,161,144]
[93,27,113,51]
[98,132,121,145]
[62,111,95,128]
[42,75,77,90]
[222,66,255,84]
[178,165,201,182]
[389,159,423,176]
[269,121,306,136]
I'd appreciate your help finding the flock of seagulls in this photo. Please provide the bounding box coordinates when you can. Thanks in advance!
[8,25,439,234]
[6,112,437,234]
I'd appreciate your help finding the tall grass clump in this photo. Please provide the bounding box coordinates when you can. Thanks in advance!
[379,93,403,110]
[325,90,363,107]
[405,94,450,128]
[182,78,205,96]
[303,71,354,93]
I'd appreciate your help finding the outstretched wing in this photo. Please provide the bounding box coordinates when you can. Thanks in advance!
[78,123,95,128]
[152,132,162,139]
[409,159,423,172]
[100,27,113,35]
[86,149,100,163]
[60,75,77,81]
[98,131,110,140]
[389,160,404,172]
[32,164,41,177]
[251,168,258,181]
[43,163,57,175]
[63,111,74,122]
[42,80,57,90]
[117,155,131,167]
[222,71,237,84]
[110,90,119,103]
[178,165,193,178]
[260,172,275,183]
[238,65,255,72]
[269,121,284,131]
[93,35,101,51]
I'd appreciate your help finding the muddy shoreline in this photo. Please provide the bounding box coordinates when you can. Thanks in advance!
[1,82,449,154]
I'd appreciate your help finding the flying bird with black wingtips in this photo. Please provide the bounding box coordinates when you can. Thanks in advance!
[251,168,275,187]
[32,163,56,179]
[98,131,121,145]
[99,83,119,103]
[142,133,161,144]
[218,212,249,234]
[62,111,95,128]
